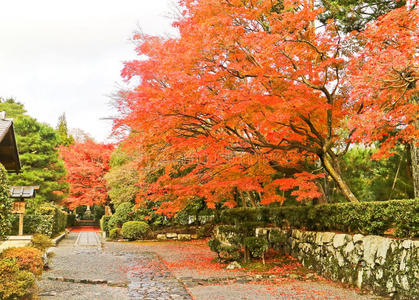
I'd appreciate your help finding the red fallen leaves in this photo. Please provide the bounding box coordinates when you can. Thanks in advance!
[60,140,114,209]
[69,226,101,232]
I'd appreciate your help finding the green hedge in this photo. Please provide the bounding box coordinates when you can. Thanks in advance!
[100,215,111,233]
[121,221,150,240]
[11,204,68,237]
[221,199,419,238]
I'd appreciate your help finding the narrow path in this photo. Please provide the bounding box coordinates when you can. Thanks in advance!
[38,231,191,300]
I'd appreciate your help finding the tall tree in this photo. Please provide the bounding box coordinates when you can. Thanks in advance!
[114,0,417,213]
[56,113,74,146]
[60,140,113,209]
[0,99,68,207]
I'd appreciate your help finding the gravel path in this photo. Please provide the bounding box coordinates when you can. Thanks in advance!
[38,231,380,300]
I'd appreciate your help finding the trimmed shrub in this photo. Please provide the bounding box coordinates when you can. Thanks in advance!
[121,221,150,240]
[1,246,43,276]
[208,238,241,262]
[109,228,122,240]
[244,237,269,263]
[31,234,53,251]
[221,199,419,238]
[0,164,12,240]
[38,203,68,236]
[100,215,111,233]
[0,258,35,300]
[11,203,68,237]
[108,202,134,229]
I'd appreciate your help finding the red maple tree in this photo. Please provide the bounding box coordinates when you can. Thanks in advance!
[60,140,114,209]
[114,0,418,214]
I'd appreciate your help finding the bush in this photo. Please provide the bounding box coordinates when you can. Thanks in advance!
[109,228,122,240]
[38,203,68,235]
[100,215,111,233]
[0,258,35,300]
[121,221,150,240]
[1,246,43,276]
[108,202,134,229]
[221,199,419,238]
[11,203,69,237]
[208,238,241,262]
[197,223,214,238]
[31,234,53,251]
[244,237,269,262]
[67,213,76,227]
[0,164,12,240]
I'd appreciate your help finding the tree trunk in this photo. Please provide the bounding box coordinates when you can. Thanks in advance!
[411,139,419,198]
[321,155,359,203]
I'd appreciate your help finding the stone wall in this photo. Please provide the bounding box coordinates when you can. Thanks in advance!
[255,228,418,299]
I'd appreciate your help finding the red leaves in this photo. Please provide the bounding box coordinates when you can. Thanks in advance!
[112,0,417,211]
[59,141,114,209]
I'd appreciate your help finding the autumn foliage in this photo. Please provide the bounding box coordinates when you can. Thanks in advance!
[60,141,113,209]
[114,0,418,215]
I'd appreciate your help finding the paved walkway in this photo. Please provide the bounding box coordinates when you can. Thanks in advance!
[39,231,380,300]
[38,231,191,299]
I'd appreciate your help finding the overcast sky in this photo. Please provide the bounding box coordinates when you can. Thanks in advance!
[0,0,176,142]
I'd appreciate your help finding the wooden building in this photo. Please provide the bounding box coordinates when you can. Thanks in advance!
[0,111,20,172]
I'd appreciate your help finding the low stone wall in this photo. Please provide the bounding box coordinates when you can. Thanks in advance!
[156,233,198,241]
[255,228,418,299]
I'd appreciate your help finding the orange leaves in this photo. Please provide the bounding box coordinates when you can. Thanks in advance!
[59,141,114,209]
[271,172,324,202]
[112,0,417,210]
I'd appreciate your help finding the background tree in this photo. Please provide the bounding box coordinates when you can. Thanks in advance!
[60,140,113,209]
[0,99,68,208]
[105,145,140,208]
[319,0,405,33]
[0,163,13,240]
[56,113,74,146]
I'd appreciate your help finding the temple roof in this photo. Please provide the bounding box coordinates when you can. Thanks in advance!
[10,186,40,198]
[0,112,20,172]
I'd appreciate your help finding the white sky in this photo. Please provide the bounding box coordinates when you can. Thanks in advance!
[0,0,176,142]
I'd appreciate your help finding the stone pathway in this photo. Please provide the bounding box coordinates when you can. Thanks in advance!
[38,231,191,300]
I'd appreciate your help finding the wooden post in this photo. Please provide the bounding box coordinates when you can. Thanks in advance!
[18,213,23,236]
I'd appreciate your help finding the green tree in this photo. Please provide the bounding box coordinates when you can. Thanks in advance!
[319,0,405,33]
[331,146,414,202]
[0,99,68,208]
[56,113,74,146]
[0,163,13,240]
[105,147,140,208]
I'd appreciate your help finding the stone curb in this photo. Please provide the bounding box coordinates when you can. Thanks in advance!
[51,232,66,247]
[178,273,315,287]
[46,276,128,287]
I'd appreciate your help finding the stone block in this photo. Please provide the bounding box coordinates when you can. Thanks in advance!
[401,240,412,249]
[333,234,349,248]
[353,234,364,243]
[361,235,391,266]
[166,233,178,239]
[157,234,167,240]
[320,232,336,244]
[178,234,192,241]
